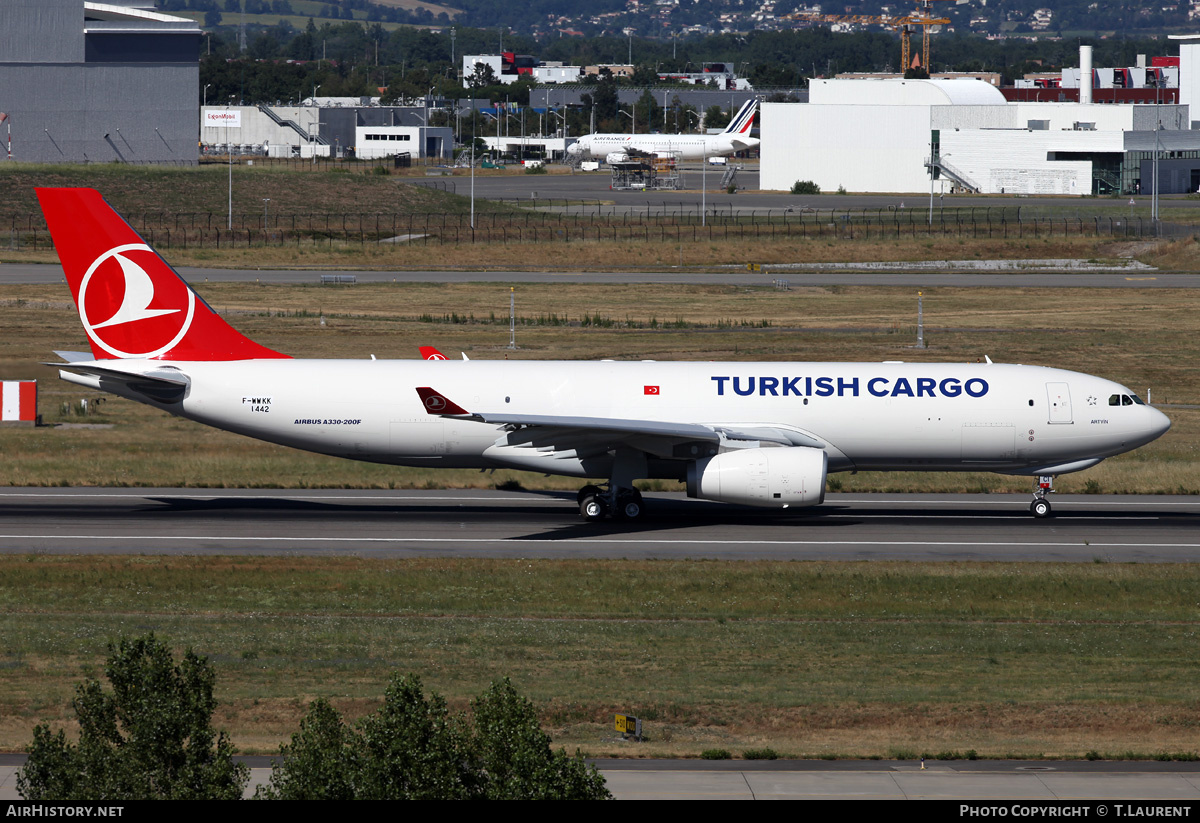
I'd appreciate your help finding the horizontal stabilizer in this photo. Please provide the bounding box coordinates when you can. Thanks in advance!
[52,359,190,403]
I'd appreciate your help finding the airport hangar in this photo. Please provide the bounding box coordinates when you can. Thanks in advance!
[0,0,200,165]
[200,101,454,162]
[760,53,1200,197]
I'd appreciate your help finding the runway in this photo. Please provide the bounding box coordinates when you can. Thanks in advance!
[2,488,1198,560]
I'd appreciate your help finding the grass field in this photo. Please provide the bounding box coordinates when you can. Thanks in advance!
[0,164,502,223]
[1,281,1196,493]
[4,163,1200,761]
[5,556,1200,759]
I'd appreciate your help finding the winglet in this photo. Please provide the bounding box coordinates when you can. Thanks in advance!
[415,386,472,416]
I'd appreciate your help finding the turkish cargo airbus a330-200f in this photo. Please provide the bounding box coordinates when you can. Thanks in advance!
[38,188,1170,521]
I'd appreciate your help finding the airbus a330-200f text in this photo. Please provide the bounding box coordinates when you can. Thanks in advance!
[38,188,1170,521]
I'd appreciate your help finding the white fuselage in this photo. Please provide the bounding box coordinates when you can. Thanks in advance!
[568,133,759,162]
[96,359,1170,480]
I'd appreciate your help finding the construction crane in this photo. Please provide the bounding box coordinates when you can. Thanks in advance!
[781,1,961,74]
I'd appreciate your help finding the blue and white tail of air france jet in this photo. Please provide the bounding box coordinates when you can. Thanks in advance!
[38,187,1170,521]
[566,99,759,164]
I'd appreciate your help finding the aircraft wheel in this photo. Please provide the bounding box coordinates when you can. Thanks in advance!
[615,490,645,521]
[580,493,608,522]
[1030,498,1052,518]
[577,484,603,505]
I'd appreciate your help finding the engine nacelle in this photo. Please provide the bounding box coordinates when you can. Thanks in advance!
[605,151,630,165]
[687,447,828,508]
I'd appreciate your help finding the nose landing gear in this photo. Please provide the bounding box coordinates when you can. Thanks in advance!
[1030,475,1055,518]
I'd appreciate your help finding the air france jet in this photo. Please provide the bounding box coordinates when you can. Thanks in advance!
[566,99,759,164]
[38,188,1170,521]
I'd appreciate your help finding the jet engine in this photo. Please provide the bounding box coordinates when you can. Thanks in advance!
[605,151,631,165]
[687,446,827,508]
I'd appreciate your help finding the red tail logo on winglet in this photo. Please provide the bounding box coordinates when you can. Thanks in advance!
[415,387,471,416]
[36,187,289,362]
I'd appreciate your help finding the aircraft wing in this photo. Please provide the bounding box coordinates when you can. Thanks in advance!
[415,386,825,460]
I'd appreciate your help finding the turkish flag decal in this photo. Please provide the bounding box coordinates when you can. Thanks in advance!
[644,385,660,395]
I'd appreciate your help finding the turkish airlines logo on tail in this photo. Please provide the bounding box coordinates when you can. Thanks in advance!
[424,395,447,411]
[79,244,195,358]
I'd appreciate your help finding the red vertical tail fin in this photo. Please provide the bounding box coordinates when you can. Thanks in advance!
[36,187,289,361]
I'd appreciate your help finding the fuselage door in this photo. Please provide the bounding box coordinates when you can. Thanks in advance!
[1046,382,1073,424]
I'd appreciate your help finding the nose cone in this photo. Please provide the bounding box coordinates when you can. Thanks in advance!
[1149,406,1172,440]
[1128,404,1172,450]
[567,142,581,156]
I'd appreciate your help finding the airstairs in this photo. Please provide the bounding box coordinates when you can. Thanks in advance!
[257,105,328,145]
[720,164,739,190]
[924,155,981,194]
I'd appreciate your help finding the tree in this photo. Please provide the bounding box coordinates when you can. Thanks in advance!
[468,62,497,90]
[258,675,611,800]
[470,679,610,800]
[252,699,357,800]
[355,674,474,800]
[704,104,730,130]
[18,634,249,801]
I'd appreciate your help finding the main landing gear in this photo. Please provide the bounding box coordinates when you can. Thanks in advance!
[1030,475,1055,518]
[577,484,645,521]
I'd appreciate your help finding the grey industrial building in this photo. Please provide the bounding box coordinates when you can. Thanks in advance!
[0,0,200,165]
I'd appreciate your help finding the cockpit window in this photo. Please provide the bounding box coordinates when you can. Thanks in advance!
[1122,395,1133,406]
[1109,394,1121,406]
[1110,394,1145,407]
[1130,394,1146,405]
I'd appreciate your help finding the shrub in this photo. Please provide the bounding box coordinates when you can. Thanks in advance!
[701,748,732,760]
[742,747,779,760]
[791,180,820,195]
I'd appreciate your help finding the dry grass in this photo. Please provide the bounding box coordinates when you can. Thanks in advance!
[0,233,1123,272]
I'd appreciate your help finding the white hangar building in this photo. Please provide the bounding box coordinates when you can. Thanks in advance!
[761,74,1200,196]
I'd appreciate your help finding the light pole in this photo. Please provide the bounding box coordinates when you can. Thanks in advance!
[1152,88,1161,230]
[203,83,211,108]
[550,108,568,161]
[916,291,925,349]
[929,148,949,226]
[311,85,321,164]
[226,98,234,231]
[619,104,635,135]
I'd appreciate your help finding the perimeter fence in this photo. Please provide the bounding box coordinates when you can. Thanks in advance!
[5,205,1194,251]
